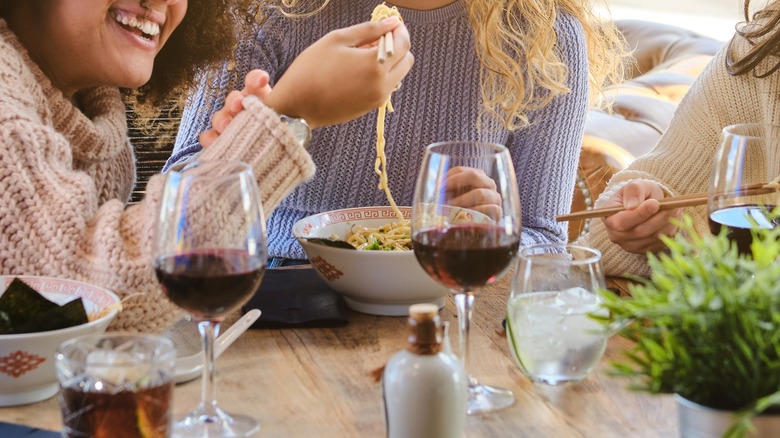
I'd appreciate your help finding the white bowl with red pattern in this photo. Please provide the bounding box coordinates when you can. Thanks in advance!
[293,206,450,316]
[0,275,120,406]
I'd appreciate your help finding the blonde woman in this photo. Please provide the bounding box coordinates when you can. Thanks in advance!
[170,0,625,265]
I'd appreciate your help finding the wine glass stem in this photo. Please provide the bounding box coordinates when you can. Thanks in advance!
[198,320,221,415]
[454,292,475,381]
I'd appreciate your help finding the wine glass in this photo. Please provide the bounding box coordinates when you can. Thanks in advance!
[154,160,266,437]
[708,123,780,255]
[411,141,522,414]
[507,244,607,385]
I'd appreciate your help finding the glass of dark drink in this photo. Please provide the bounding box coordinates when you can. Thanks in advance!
[154,160,266,436]
[708,124,780,255]
[56,334,176,438]
[411,141,522,414]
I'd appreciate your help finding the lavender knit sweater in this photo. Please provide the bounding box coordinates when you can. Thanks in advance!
[169,0,589,259]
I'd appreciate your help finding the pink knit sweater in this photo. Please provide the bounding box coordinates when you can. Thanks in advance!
[0,21,315,332]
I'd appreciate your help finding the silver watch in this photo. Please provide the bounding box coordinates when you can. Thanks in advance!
[279,115,311,150]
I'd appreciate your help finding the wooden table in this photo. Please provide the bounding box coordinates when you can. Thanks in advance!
[0,270,677,437]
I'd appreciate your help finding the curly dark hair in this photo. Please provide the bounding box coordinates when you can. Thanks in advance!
[726,0,780,77]
[126,0,260,132]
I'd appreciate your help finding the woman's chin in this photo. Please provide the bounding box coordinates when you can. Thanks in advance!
[117,72,153,90]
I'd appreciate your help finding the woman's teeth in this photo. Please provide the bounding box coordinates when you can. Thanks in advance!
[113,10,160,38]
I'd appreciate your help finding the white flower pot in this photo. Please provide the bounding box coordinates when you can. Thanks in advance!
[676,394,780,437]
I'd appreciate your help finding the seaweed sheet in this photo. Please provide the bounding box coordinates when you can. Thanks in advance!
[0,278,88,334]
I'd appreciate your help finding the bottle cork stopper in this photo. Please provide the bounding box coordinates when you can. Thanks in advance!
[406,304,441,354]
[408,303,438,319]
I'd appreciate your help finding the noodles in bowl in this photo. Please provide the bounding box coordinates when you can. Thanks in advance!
[293,206,445,316]
[343,218,411,251]
[329,208,476,252]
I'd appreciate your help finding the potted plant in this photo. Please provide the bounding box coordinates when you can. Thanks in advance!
[598,216,780,438]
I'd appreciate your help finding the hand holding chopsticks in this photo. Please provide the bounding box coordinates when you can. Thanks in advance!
[377,31,394,64]
[371,3,402,64]
[557,182,778,222]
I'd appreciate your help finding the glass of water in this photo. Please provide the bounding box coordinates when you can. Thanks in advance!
[506,244,607,385]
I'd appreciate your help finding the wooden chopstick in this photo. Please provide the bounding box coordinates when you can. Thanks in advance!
[377,32,394,64]
[377,35,387,63]
[556,183,777,222]
[384,31,394,57]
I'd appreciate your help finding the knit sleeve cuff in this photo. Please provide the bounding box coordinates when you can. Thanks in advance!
[594,175,677,209]
[196,95,316,213]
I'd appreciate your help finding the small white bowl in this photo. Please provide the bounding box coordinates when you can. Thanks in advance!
[0,275,120,406]
[293,206,449,316]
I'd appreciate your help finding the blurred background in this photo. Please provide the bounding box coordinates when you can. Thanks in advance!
[602,0,743,40]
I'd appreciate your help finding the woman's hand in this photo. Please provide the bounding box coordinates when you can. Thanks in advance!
[199,18,412,146]
[199,70,272,147]
[601,179,682,254]
[445,167,503,220]
[263,17,413,128]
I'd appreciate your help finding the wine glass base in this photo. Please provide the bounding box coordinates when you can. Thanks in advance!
[467,381,515,415]
[172,406,259,437]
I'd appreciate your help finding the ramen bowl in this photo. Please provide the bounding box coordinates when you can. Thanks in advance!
[293,206,449,316]
[0,275,121,406]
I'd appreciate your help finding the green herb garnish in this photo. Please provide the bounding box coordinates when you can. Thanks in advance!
[366,238,382,251]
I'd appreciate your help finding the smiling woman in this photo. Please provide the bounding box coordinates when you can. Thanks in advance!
[0,0,254,156]
[0,0,413,332]
[0,0,250,117]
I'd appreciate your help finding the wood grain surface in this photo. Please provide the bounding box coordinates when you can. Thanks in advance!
[0,269,677,437]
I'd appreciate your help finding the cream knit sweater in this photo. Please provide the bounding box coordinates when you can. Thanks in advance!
[580,35,780,278]
[0,21,315,332]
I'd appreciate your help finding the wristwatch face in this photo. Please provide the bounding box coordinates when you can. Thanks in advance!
[280,115,311,149]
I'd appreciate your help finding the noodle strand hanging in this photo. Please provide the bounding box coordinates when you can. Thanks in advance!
[370,3,405,223]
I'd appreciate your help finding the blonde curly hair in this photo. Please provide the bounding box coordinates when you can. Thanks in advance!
[263,0,627,130]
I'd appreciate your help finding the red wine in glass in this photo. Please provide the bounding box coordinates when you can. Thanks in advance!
[154,160,265,436]
[708,205,778,256]
[411,141,522,414]
[155,249,265,320]
[413,224,520,292]
[707,124,780,257]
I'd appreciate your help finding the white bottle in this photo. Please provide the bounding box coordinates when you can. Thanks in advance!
[382,303,468,438]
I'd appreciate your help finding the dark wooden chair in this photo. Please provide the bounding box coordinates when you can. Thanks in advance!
[126,106,180,204]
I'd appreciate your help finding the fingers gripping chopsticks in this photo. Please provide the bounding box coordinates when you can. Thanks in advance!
[371,3,402,64]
